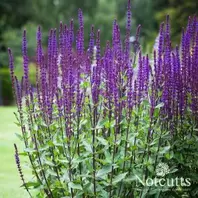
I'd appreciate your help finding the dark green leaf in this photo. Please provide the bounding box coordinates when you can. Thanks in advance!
[112,172,127,185]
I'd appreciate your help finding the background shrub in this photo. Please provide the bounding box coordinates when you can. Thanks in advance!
[0,68,13,105]
[0,63,36,105]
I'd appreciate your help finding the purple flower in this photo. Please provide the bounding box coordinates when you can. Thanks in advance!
[22,30,29,95]
[157,22,164,87]
[88,25,95,60]
[14,144,26,187]
[126,0,131,32]
[8,48,16,97]
[8,4,198,149]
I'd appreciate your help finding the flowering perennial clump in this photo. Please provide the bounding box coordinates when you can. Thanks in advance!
[9,0,198,197]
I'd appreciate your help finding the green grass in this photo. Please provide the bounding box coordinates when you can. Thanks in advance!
[0,106,30,198]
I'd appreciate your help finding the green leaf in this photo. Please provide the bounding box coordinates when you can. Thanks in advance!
[44,159,54,167]
[169,167,178,174]
[15,133,23,141]
[80,81,90,88]
[82,140,92,153]
[155,102,164,109]
[159,145,170,154]
[19,152,28,156]
[46,169,57,177]
[23,181,40,188]
[142,99,150,107]
[112,172,128,185]
[61,171,70,182]
[33,124,38,131]
[141,187,149,197]
[96,137,108,146]
[14,122,21,127]
[105,120,115,128]
[80,119,88,128]
[24,147,36,153]
[96,118,108,129]
[96,165,112,178]
[47,140,54,147]
[165,151,174,160]
[68,182,82,190]
[104,151,112,164]
[124,175,138,183]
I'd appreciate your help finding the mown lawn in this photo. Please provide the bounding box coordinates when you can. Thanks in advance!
[0,106,29,198]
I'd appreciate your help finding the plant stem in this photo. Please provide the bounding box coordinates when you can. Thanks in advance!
[68,141,74,198]
[92,107,97,197]
[128,108,140,197]
[118,120,131,197]
[46,125,65,197]
[19,101,50,197]
[34,133,54,198]
[129,112,139,173]
[140,113,154,197]
[76,114,85,198]
[109,122,118,198]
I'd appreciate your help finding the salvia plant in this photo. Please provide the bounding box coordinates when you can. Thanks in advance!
[9,0,198,197]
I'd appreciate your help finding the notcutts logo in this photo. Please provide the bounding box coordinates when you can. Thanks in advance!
[135,162,191,188]
[156,162,170,177]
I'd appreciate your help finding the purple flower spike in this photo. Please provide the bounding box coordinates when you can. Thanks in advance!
[59,21,63,55]
[144,54,149,96]
[14,144,27,190]
[8,48,15,96]
[135,25,141,42]
[96,30,101,70]
[157,22,164,87]
[112,20,117,51]
[88,25,95,59]
[126,0,131,32]
[69,19,74,50]
[78,9,84,28]
[137,51,143,104]
[91,30,101,105]
[22,30,27,56]
[22,29,29,94]
[78,9,84,56]
[15,76,22,111]
[127,63,133,113]
[36,26,43,82]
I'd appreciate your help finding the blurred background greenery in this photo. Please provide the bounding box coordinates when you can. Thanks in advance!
[0,0,197,105]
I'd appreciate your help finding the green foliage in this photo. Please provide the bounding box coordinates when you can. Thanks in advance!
[0,64,36,105]
[128,0,198,50]
[0,68,13,105]
[14,97,198,197]
[154,0,198,45]
[15,61,37,86]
